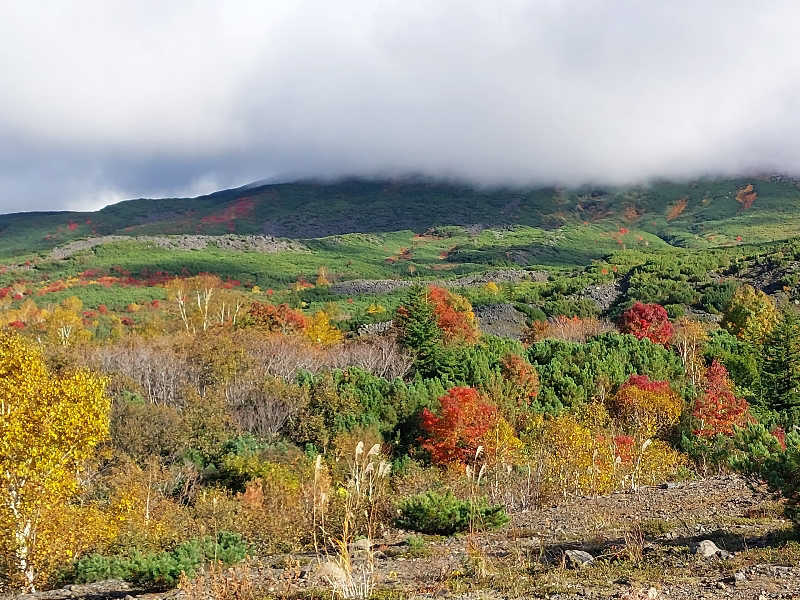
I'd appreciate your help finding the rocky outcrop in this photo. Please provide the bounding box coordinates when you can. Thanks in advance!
[330,269,548,297]
[50,235,307,260]
[474,303,528,339]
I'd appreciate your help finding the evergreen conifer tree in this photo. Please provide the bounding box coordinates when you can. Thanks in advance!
[759,311,800,424]
[395,286,443,378]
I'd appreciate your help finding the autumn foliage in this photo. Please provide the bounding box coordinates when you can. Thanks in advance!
[0,333,110,590]
[666,196,688,221]
[247,302,307,334]
[500,353,539,401]
[736,183,757,210]
[692,360,751,437]
[609,374,682,436]
[620,302,674,346]
[427,286,479,345]
[420,387,520,466]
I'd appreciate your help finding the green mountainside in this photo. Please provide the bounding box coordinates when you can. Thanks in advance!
[2,176,800,262]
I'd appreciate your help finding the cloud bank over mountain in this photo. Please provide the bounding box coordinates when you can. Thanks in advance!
[1,1,800,212]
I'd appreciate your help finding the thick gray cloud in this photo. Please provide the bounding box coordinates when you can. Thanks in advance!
[1,1,800,213]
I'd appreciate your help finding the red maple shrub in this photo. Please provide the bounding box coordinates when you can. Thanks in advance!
[620,302,674,346]
[613,434,635,464]
[771,426,787,450]
[247,302,307,334]
[500,353,539,401]
[427,286,478,345]
[692,360,750,437]
[420,387,498,465]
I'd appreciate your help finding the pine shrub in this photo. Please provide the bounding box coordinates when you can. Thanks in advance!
[396,491,509,535]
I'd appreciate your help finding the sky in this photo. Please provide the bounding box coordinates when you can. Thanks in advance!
[1,1,800,213]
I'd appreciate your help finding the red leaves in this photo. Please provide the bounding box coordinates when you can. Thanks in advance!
[427,286,478,345]
[620,302,674,346]
[771,426,787,450]
[736,184,757,210]
[500,354,539,400]
[7,320,25,329]
[613,435,635,464]
[421,387,498,465]
[247,302,307,334]
[620,374,672,395]
[692,360,750,437]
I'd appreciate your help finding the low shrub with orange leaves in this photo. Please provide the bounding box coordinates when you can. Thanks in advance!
[523,315,614,344]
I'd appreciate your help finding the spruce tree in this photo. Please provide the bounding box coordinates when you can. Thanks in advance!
[394,286,443,378]
[759,311,800,422]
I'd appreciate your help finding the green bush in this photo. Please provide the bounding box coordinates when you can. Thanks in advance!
[527,332,684,413]
[396,491,509,535]
[62,532,248,589]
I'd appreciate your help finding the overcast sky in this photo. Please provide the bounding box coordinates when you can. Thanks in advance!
[1,1,800,214]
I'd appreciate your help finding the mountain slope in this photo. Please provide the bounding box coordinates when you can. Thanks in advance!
[2,176,800,260]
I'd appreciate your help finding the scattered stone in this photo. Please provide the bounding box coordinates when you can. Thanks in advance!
[693,539,728,559]
[314,559,348,586]
[565,549,595,569]
[352,538,372,551]
[331,269,546,297]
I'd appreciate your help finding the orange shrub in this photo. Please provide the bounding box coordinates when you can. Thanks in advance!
[427,286,479,345]
[524,315,614,343]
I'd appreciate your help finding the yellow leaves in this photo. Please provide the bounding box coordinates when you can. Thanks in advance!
[316,266,330,287]
[521,409,686,499]
[722,284,778,345]
[366,303,386,315]
[484,281,500,295]
[0,332,110,589]
[304,311,343,347]
[479,417,522,467]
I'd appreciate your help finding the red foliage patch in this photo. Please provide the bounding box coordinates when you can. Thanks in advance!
[692,360,751,437]
[97,304,108,315]
[247,302,307,333]
[619,374,672,396]
[67,222,78,231]
[427,286,478,344]
[7,320,25,329]
[620,302,673,346]
[736,184,757,210]
[613,434,635,464]
[200,197,256,231]
[420,387,498,465]
[771,426,787,450]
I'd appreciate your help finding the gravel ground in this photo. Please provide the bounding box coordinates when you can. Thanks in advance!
[14,475,799,600]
